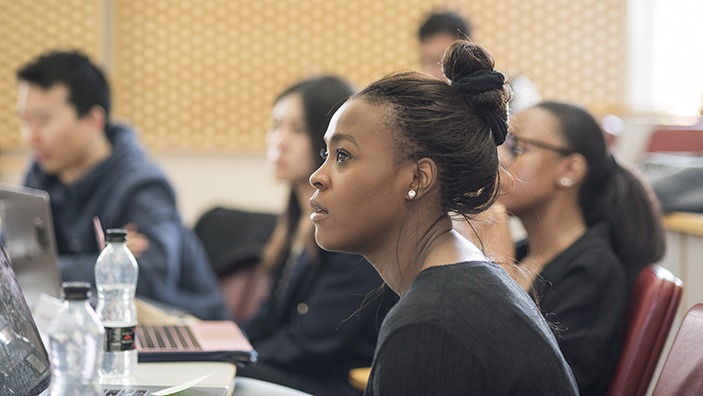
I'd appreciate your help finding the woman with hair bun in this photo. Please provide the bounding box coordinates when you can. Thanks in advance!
[308,41,578,395]
[498,101,666,395]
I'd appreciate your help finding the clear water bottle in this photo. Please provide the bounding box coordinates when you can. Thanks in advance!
[47,282,104,396]
[95,228,138,380]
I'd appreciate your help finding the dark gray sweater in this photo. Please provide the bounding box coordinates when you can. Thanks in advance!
[366,261,578,396]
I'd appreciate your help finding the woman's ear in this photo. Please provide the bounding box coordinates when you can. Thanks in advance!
[411,157,438,198]
[557,153,587,189]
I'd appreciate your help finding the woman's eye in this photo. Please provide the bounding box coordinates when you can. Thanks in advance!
[335,149,351,163]
[509,142,524,156]
[320,149,329,160]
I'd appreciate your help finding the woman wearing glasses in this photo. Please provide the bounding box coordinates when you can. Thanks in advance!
[497,101,666,395]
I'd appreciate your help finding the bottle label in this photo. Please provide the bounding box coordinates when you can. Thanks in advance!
[104,326,137,352]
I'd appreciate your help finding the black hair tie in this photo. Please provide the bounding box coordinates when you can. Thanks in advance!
[450,70,505,95]
[484,112,508,146]
[450,70,508,146]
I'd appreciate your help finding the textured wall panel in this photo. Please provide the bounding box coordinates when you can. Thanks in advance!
[0,1,626,151]
[113,0,626,151]
[472,0,626,115]
[0,0,100,150]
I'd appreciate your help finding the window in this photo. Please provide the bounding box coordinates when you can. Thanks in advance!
[628,0,703,116]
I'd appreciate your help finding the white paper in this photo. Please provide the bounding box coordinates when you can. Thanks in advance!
[150,372,213,395]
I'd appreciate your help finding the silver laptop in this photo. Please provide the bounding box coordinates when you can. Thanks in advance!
[0,183,257,366]
[0,241,232,396]
[0,183,61,309]
[137,321,256,365]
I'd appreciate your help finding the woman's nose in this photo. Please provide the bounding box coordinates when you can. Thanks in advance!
[268,128,287,146]
[309,165,327,189]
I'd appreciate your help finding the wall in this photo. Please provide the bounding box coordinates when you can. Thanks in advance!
[0,150,285,225]
[0,0,629,223]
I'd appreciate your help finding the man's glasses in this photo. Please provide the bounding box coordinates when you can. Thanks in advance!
[502,134,574,162]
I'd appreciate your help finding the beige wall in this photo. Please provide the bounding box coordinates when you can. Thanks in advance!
[0,150,285,225]
[0,0,630,224]
[154,152,287,224]
[1,0,629,150]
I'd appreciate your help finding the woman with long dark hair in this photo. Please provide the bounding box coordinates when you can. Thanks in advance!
[238,76,396,396]
[498,101,666,395]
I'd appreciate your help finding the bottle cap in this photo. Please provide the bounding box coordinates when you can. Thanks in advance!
[106,228,128,242]
[61,282,91,300]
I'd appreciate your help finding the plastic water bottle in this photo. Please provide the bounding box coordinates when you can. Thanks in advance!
[47,282,104,396]
[95,228,138,380]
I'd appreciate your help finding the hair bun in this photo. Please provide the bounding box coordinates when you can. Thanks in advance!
[442,41,509,146]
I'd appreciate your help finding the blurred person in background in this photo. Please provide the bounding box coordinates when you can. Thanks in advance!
[497,101,666,394]
[418,10,541,113]
[238,76,397,396]
[16,50,229,320]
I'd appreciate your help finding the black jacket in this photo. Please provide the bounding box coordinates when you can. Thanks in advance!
[241,248,397,396]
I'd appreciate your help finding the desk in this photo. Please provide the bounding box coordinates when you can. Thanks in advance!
[660,212,703,314]
[102,361,237,388]
[645,212,703,395]
[349,367,371,391]
[233,377,313,396]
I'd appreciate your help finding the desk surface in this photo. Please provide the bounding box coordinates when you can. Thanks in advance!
[349,367,371,391]
[102,361,237,388]
[663,212,703,237]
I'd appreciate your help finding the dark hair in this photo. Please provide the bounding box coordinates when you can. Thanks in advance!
[274,76,355,263]
[355,40,508,217]
[536,101,666,284]
[17,50,111,122]
[276,76,355,172]
[418,11,472,41]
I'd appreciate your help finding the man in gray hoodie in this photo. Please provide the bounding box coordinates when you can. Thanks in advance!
[16,50,229,320]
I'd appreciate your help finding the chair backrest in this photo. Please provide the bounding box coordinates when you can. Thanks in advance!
[645,128,703,155]
[606,265,683,396]
[651,303,703,396]
[193,206,277,277]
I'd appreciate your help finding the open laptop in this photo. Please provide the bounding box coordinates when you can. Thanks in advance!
[136,320,256,365]
[0,183,61,309]
[0,183,257,366]
[0,241,236,396]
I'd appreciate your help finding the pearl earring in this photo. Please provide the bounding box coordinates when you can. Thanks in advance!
[407,190,417,199]
[560,178,573,187]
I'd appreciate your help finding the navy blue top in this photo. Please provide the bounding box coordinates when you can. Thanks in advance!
[241,248,397,396]
[24,124,229,320]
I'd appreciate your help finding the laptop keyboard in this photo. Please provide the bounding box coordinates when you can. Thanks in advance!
[103,389,148,395]
[137,324,202,350]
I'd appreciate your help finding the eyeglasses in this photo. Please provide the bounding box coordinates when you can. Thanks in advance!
[502,134,574,162]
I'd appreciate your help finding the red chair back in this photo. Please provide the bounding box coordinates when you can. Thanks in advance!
[606,265,683,396]
[646,128,703,155]
[651,303,703,396]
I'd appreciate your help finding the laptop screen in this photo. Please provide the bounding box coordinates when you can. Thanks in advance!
[0,242,51,395]
[0,183,62,309]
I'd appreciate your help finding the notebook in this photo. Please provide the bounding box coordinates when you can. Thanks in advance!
[0,183,257,366]
[0,241,235,396]
[0,183,62,309]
